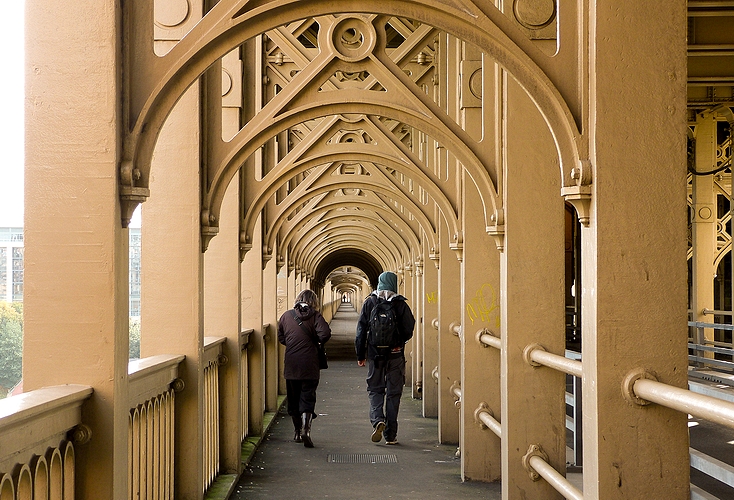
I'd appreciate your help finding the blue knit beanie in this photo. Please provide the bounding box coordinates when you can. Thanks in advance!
[377,271,398,292]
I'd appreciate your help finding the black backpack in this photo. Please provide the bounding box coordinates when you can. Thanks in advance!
[369,298,400,349]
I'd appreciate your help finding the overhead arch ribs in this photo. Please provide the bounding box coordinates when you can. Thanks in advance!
[121,0,589,234]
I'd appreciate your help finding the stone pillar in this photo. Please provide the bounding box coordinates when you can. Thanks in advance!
[401,266,414,389]
[287,260,297,315]
[461,175,501,481]
[691,113,717,351]
[277,260,289,395]
[411,260,424,399]
[262,248,279,411]
[242,215,265,435]
[203,170,242,475]
[582,2,690,498]
[422,236,440,417]
[437,217,461,444]
[24,1,128,497]
[140,85,205,497]
[500,78,566,499]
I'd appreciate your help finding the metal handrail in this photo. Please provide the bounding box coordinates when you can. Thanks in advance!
[526,451,583,500]
[689,321,734,331]
[629,375,734,429]
[688,342,734,356]
[474,403,501,438]
[701,309,734,316]
[524,344,583,378]
[688,354,734,371]
[476,328,501,350]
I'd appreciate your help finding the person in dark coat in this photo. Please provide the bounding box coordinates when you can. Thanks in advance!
[355,271,415,445]
[277,289,331,448]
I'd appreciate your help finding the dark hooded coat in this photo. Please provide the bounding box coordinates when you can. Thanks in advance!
[355,292,415,361]
[277,303,331,380]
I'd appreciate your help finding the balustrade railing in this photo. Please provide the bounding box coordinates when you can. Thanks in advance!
[128,354,185,500]
[0,384,93,500]
[203,336,226,493]
[2,321,270,500]
[241,329,253,440]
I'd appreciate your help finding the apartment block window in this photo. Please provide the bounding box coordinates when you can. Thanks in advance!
[129,228,142,319]
[12,247,23,301]
[0,247,6,299]
[130,299,141,318]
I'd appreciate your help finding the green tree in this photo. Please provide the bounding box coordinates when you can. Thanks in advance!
[0,302,23,396]
[129,319,141,360]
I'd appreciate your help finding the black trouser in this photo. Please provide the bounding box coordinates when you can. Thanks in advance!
[366,353,406,440]
[286,379,319,417]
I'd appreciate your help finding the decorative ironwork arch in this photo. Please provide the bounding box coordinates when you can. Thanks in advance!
[121,0,588,234]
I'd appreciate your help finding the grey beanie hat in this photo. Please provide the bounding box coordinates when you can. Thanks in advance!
[376,271,398,292]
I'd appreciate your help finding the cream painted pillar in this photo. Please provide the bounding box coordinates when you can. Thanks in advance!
[356,281,370,316]
[24,1,128,497]
[262,248,279,411]
[437,217,461,444]
[461,176,501,482]
[691,114,717,350]
[582,2,690,498]
[411,261,424,399]
[287,260,297,316]
[422,235,440,417]
[277,261,289,395]
[141,84,204,497]
[401,267,414,389]
[242,214,265,435]
[500,78,566,499]
[203,170,241,475]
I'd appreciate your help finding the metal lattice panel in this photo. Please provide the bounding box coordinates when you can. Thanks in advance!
[327,453,398,464]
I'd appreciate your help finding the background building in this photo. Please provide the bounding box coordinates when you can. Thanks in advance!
[0,226,142,319]
[0,227,23,303]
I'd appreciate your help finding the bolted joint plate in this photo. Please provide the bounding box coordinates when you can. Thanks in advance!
[522,343,546,367]
[474,401,492,429]
[522,444,549,482]
[622,368,658,407]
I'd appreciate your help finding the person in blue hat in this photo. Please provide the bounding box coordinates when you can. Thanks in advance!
[355,271,415,445]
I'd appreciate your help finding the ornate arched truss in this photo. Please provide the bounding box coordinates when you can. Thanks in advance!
[121,0,591,283]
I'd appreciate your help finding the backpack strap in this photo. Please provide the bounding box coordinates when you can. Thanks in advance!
[291,311,321,346]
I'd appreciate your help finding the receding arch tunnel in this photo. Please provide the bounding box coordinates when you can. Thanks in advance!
[20,0,704,498]
[313,248,383,289]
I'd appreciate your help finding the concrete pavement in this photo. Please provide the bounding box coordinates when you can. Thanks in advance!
[232,303,502,499]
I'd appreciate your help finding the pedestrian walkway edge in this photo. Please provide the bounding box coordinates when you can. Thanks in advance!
[204,395,287,500]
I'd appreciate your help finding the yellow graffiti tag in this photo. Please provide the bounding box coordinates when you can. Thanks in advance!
[466,283,500,328]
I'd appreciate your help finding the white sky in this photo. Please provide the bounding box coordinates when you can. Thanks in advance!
[0,2,25,227]
[0,3,142,229]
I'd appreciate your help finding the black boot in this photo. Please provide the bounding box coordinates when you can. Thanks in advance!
[301,412,314,448]
[292,415,302,443]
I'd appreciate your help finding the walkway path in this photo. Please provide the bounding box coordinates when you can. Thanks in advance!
[232,303,501,499]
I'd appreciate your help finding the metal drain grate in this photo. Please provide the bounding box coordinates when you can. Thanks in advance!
[327,453,398,464]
